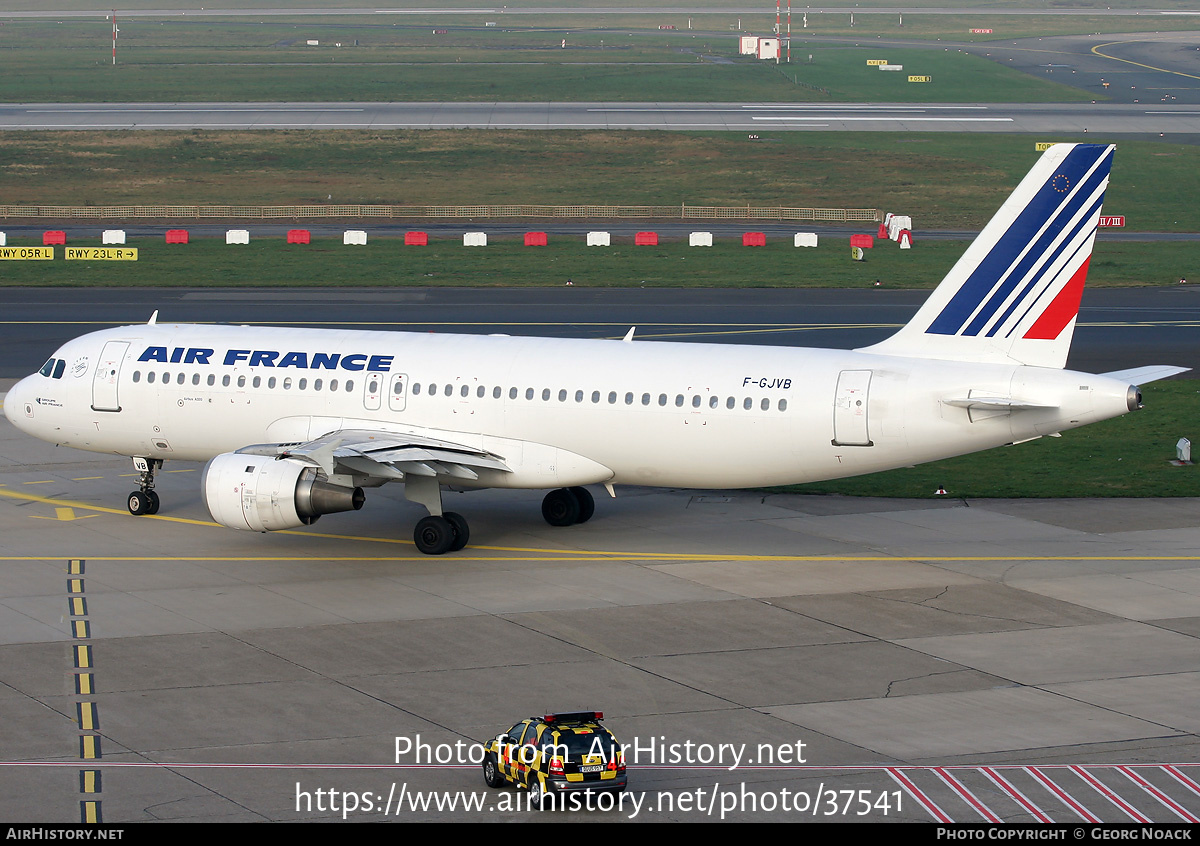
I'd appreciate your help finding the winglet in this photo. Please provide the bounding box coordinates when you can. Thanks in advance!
[147,310,158,325]
[623,327,636,342]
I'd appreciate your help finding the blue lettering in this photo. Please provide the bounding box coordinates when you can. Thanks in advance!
[139,346,168,363]
[278,351,309,369]
[341,354,367,371]
[311,353,340,370]
[184,348,213,364]
[367,354,394,371]
[224,350,251,366]
[170,347,184,364]
[249,350,278,367]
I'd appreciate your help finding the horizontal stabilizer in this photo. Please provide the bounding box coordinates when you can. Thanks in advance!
[1100,365,1191,385]
[942,396,1058,411]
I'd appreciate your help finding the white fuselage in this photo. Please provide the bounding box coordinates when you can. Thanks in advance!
[5,323,1135,490]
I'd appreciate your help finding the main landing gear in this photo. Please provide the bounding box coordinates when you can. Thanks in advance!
[542,486,595,526]
[405,479,597,555]
[126,457,162,516]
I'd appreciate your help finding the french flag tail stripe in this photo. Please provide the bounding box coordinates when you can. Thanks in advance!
[929,144,1112,337]
[859,143,1116,370]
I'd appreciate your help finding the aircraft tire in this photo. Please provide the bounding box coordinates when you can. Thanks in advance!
[127,491,150,516]
[144,490,161,515]
[444,511,470,552]
[568,486,594,523]
[414,516,455,555]
[542,488,580,527]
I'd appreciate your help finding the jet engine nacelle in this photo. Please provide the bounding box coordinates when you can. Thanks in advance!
[202,453,365,532]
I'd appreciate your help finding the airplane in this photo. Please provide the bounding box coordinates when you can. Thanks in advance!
[3,143,1188,554]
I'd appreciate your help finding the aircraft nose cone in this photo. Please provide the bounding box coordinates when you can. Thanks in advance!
[3,376,33,428]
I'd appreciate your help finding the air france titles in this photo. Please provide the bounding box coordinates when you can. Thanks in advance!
[138,347,394,372]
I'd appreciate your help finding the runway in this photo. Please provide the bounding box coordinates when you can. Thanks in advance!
[6,101,1200,135]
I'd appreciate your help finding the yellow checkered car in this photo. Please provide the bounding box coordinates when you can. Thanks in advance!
[482,711,627,807]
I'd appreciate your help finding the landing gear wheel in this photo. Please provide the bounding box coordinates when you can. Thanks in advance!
[144,490,161,515]
[444,511,470,552]
[568,486,594,523]
[483,755,504,788]
[542,488,581,527]
[127,491,151,516]
[414,515,455,555]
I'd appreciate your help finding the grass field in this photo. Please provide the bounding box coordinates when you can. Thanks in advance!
[3,132,1197,231]
[0,21,1098,104]
[784,380,1200,499]
[1,236,1196,290]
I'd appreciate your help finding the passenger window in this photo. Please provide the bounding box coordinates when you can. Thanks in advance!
[761,398,770,411]
[675,395,684,407]
[642,393,650,406]
[222,375,231,387]
[779,399,788,411]
[709,396,718,408]
[460,385,468,397]
[147,372,156,384]
[608,391,617,404]
[509,387,518,399]
[316,379,324,391]
[444,384,453,397]
[542,388,551,401]
[494,386,502,399]
[176,373,185,385]
[299,378,307,390]
[477,386,485,398]
[591,391,600,404]
[692,395,701,408]
[658,394,667,406]
[192,373,200,386]
[558,389,567,402]
[345,380,354,392]
[252,376,261,388]
[575,390,583,403]
[726,397,735,409]
[283,378,292,390]
[132,371,141,383]
[268,377,277,389]
[207,374,215,386]
[237,375,246,388]
[413,383,421,395]
[743,397,752,410]
[525,388,534,400]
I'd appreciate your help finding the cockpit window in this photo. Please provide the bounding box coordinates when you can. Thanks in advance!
[38,358,67,379]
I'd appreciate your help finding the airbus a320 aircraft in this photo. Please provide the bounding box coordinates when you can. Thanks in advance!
[4,144,1186,553]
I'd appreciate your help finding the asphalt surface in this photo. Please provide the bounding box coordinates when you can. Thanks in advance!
[3,286,1198,378]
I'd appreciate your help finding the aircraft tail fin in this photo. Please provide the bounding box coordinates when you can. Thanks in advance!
[861,143,1115,369]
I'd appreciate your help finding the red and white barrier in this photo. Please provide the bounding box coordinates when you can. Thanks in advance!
[463,232,487,247]
[524,231,548,246]
[404,231,427,246]
[586,231,610,246]
[742,232,766,247]
[343,230,367,246]
[43,231,66,245]
[102,230,126,245]
[635,232,658,246]
[689,232,713,247]
[165,229,189,244]
[794,233,818,247]
[287,229,311,245]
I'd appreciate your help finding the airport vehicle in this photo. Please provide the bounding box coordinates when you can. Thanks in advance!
[482,711,627,807]
[4,144,1186,553]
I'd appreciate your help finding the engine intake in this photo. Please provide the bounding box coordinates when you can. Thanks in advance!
[203,453,364,532]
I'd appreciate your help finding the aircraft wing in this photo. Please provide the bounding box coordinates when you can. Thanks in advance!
[235,429,511,484]
[1100,365,1191,385]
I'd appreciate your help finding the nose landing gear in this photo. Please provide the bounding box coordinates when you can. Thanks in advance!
[127,457,162,516]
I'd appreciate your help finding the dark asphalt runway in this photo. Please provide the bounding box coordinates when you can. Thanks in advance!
[2,286,1197,379]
